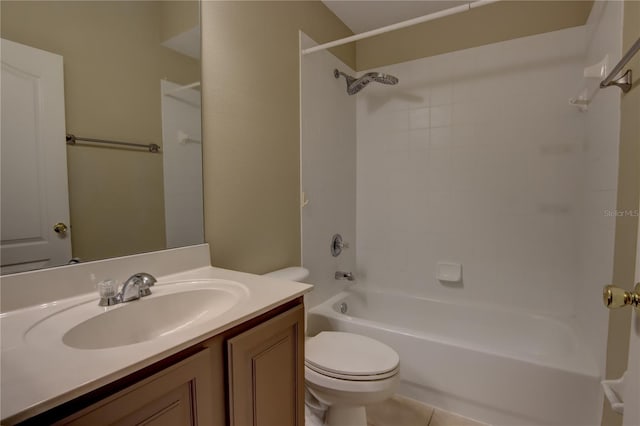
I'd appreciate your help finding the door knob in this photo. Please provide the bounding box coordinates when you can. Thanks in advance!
[53,222,68,236]
[603,283,640,311]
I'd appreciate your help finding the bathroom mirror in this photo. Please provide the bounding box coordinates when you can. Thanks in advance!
[0,1,202,274]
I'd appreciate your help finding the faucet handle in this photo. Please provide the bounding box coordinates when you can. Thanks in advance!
[331,234,349,257]
[134,273,157,297]
[97,279,119,306]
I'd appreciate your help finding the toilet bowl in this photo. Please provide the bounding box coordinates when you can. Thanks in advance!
[263,267,400,426]
[305,331,399,426]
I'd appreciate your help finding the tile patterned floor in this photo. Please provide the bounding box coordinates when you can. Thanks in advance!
[305,394,489,426]
[366,395,489,426]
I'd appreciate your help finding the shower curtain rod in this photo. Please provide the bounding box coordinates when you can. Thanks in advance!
[302,0,500,56]
[600,36,640,93]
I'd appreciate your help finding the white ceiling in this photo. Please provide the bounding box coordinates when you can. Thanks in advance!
[322,1,470,34]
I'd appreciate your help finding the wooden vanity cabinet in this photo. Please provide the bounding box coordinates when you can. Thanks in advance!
[226,302,305,426]
[53,349,214,426]
[25,298,304,426]
[204,301,305,426]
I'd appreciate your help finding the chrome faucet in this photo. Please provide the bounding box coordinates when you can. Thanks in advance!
[335,271,355,281]
[99,273,157,306]
[120,273,157,302]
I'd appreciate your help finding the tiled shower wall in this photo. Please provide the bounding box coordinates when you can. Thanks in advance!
[355,27,594,317]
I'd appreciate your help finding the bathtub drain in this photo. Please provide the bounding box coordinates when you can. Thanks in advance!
[339,302,348,314]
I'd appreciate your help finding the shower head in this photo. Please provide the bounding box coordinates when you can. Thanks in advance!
[369,72,399,85]
[334,69,399,95]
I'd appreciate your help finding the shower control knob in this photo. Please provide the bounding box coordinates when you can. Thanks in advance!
[603,284,640,311]
[331,234,349,257]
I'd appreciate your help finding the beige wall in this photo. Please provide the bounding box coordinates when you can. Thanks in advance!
[1,1,199,262]
[355,1,593,70]
[602,1,640,425]
[201,1,354,274]
[160,0,199,42]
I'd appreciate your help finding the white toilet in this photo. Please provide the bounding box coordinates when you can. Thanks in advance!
[264,267,400,426]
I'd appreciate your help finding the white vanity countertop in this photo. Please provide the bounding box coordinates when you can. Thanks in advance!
[0,265,312,424]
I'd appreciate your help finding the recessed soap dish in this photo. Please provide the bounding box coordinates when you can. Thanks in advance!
[437,262,462,282]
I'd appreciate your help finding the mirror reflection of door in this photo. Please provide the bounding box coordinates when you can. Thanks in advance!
[0,1,201,272]
[1,38,72,274]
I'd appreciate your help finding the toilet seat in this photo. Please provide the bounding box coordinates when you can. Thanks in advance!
[305,332,399,381]
[305,362,399,381]
[305,364,399,394]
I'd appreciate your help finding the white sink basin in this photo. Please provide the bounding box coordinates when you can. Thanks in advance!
[24,279,249,350]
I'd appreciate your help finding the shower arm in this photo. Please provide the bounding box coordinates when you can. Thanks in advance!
[334,69,355,85]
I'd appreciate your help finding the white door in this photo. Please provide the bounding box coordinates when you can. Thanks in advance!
[1,39,71,274]
[622,204,640,426]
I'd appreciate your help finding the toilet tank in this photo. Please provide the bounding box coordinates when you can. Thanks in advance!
[263,267,310,282]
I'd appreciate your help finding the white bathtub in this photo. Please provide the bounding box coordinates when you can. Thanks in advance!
[307,289,602,426]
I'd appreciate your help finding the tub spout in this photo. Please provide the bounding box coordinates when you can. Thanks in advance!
[335,271,355,281]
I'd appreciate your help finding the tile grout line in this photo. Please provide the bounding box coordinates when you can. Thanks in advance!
[426,408,435,426]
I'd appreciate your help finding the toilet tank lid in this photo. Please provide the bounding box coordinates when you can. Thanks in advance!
[263,266,310,282]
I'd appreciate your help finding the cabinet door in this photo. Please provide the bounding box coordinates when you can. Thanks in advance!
[227,304,304,426]
[56,349,214,426]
